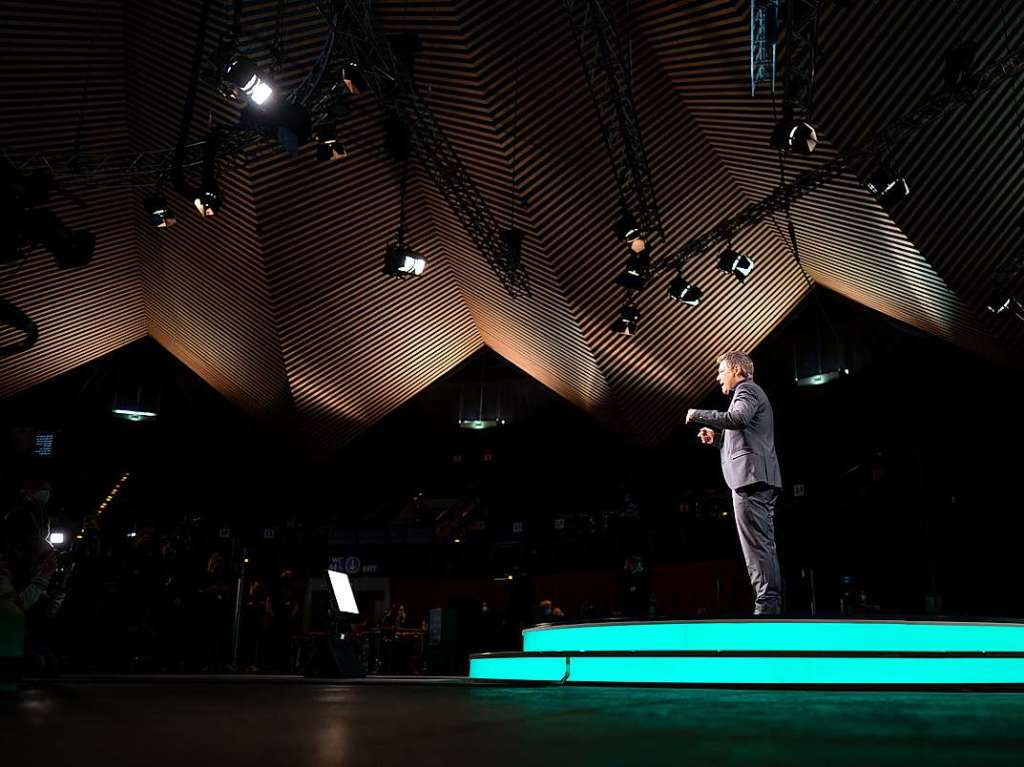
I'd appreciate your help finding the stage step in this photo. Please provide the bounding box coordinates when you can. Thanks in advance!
[469,620,1024,687]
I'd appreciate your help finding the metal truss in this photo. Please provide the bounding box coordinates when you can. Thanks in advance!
[5,1,531,296]
[638,44,1024,291]
[750,0,779,98]
[4,131,263,192]
[564,0,664,245]
[780,0,820,122]
[321,0,530,298]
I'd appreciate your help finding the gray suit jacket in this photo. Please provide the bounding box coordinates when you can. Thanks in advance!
[690,378,782,490]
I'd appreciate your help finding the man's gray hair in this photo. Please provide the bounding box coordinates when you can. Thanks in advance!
[717,351,754,379]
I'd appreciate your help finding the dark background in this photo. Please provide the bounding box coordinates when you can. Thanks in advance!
[2,286,1021,620]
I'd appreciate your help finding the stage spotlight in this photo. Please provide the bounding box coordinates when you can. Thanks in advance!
[193,184,221,217]
[383,243,426,276]
[614,211,647,251]
[987,296,1012,314]
[615,246,651,291]
[866,166,909,210]
[610,305,640,336]
[143,195,176,228]
[717,249,754,282]
[986,294,1023,317]
[770,121,818,154]
[224,56,273,106]
[667,275,702,305]
[314,124,347,162]
[26,209,95,268]
[342,61,370,95]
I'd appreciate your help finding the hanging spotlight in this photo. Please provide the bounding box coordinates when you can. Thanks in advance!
[769,120,818,154]
[193,130,222,217]
[866,164,910,210]
[667,275,702,305]
[314,124,347,162]
[224,56,273,106]
[717,249,754,282]
[23,209,96,268]
[986,294,1023,317]
[610,305,641,336]
[143,194,176,228]
[614,211,646,251]
[383,242,426,276]
[1,160,95,268]
[615,246,651,291]
[342,61,370,95]
[193,184,221,217]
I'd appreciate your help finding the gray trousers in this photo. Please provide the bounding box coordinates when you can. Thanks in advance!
[731,483,782,615]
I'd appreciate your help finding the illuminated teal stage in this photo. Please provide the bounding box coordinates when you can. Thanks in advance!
[468,620,1024,687]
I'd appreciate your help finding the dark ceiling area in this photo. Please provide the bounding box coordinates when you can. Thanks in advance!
[2,0,1024,459]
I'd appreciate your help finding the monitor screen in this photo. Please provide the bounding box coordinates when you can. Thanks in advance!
[34,431,55,456]
[327,570,359,615]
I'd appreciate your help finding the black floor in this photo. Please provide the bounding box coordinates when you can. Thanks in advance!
[6,677,1024,766]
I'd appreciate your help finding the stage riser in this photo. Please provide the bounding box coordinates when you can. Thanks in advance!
[521,622,1024,654]
[469,655,1024,686]
[470,620,1024,687]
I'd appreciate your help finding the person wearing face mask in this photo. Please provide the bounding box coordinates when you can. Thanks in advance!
[1,477,61,684]
[3,479,58,614]
[686,352,783,616]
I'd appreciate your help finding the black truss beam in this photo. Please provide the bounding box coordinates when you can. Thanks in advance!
[781,0,820,122]
[641,44,1024,287]
[322,0,530,298]
[564,0,664,245]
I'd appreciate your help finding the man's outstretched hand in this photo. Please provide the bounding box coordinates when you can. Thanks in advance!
[697,427,716,445]
[685,408,697,424]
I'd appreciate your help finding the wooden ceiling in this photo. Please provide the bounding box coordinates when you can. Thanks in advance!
[2,0,1022,454]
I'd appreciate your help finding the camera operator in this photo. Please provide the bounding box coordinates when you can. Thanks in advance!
[1,479,70,675]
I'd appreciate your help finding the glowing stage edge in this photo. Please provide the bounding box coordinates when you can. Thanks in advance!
[468,620,1024,687]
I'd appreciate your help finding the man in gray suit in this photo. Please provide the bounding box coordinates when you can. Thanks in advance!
[686,351,783,615]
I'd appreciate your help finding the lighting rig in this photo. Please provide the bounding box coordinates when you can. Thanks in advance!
[318,0,530,298]
[609,38,1024,336]
[564,0,665,330]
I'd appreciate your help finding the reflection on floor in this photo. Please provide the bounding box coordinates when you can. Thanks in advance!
[6,677,1024,766]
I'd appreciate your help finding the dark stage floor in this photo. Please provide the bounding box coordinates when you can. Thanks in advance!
[6,676,1024,766]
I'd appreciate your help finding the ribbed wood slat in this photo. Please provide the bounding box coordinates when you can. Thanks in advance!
[0,1,146,398]
[3,1,1020,452]
[639,0,1018,361]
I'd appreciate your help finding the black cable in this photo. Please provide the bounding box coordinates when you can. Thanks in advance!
[172,0,215,200]
[770,69,842,355]
[1000,1,1024,169]
[398,156,409,240]
[510,8,520,229]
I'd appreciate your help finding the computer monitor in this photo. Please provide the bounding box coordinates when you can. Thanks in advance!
[326,570,359,615]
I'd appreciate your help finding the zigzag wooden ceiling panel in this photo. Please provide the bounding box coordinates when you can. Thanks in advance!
[808,0,1024,352]
[0,1,146,398]
[637,0,1017,361]
[4,0,1021,451]
[451,0,808,443]
[124,0,294,416]
[375,1,619,425]
[251,117,484,450]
